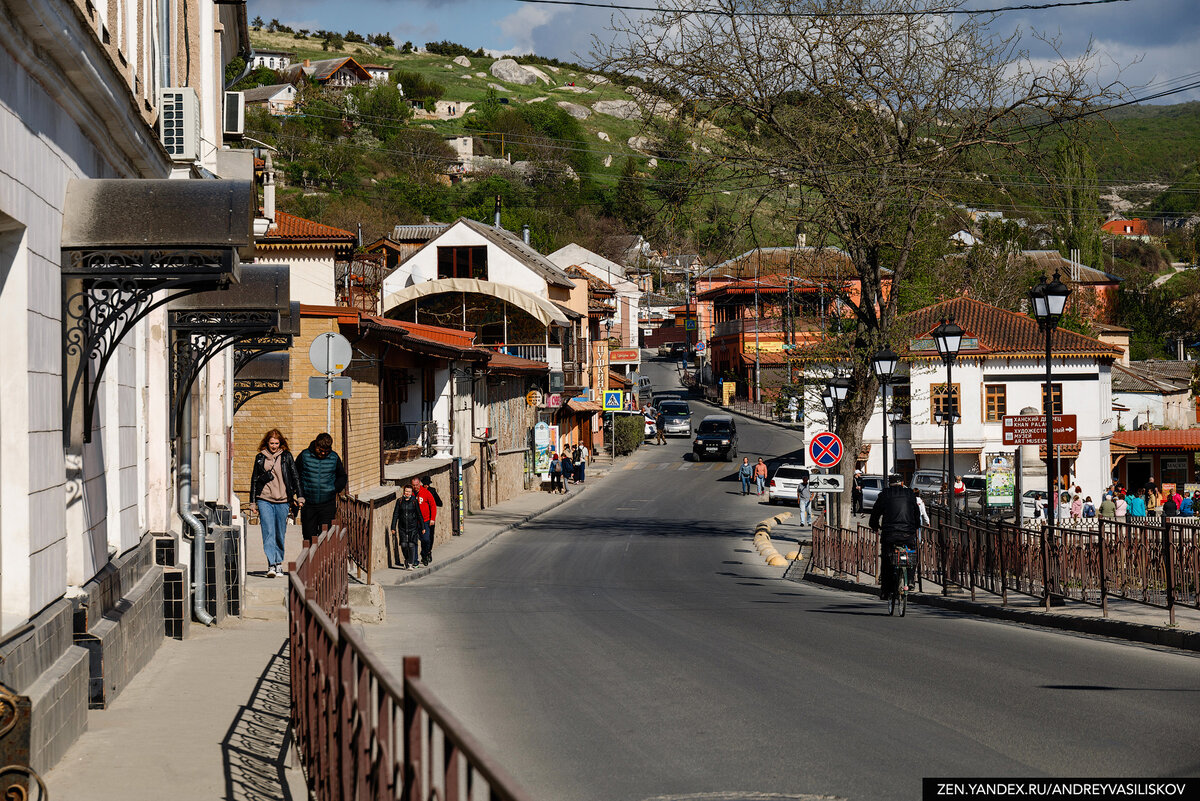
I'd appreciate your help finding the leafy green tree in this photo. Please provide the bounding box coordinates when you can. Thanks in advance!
[230,66,282,91]
[614,158,651,231]
[347,82,411,141]
[251,15,263,29]
[394,70,445,107]
[1047,137,1104,269]
[401,41,414,54]
[223,56,245,87]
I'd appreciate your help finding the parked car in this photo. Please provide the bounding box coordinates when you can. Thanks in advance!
[859,474,886,511]
[768,464,810,505]
[692,415,738,461]
[911,470,946,497]
[656,400,692,436]
[657,344,673,358]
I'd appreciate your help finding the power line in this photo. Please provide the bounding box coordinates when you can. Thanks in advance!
[511,0,1134,16]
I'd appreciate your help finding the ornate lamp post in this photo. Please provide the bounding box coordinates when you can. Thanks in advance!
[872,347,899,479]
[1028,271,1072,518]
[888,405,906,482]
[932,317,964,530]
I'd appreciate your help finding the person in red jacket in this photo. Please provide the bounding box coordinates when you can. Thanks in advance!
[410,476,438,566]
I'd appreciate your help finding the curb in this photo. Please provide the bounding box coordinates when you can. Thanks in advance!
[802,572,1200,652]
[384,463,621,586]
[752,512,800,567]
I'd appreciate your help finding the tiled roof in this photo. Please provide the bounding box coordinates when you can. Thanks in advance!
[608,370,631,388]
[1111,429,1200,451]
[393,319,476,348]
[1112,365,1167,394]
[262,211,356,243]
[900,296,1122,360]
[486,351,548,374]
[707,246,859,280]
[458,218,575,289]
[357,315,488,360]
[242,83,293,102]
[391,223,450,241]
[565,265,615,295]
[284,57,370,83]
[1102,219,1152,237]
[1113,363,1190,394]
[1128,360,1195,384]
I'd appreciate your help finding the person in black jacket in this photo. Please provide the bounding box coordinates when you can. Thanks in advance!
[390,485,424,569]
[250,428,303,578]
[295,433,348,543]
[868,475,921,600]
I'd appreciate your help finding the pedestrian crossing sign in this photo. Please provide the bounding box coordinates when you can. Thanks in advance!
[603,390,624,411]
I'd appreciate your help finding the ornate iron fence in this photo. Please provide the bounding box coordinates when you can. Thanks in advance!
[288,523,534,801]
[813,509,1200,624]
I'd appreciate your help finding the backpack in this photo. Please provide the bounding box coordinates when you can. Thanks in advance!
[1082,503,1095,518]
[427,484,443,508]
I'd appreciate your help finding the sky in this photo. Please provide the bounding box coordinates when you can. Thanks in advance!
[246,0,1200,104]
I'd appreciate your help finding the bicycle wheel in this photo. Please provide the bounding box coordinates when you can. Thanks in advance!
[889,592,896,615]
[899,568,908,617]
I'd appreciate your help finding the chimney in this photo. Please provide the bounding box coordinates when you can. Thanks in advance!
[522,224,530,245]
[494,194,501,228]
[304,58,310,67]
[263,153,276,227]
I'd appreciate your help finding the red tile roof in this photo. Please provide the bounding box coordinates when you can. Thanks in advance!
[393,319,476,348]
[1110,430,1200,451]
[1101,219,1151,237]
[262,211,356,243]
[901,296,1121,360]
[486,351,549,374]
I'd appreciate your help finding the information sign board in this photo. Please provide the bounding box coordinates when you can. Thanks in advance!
[1002,414,1078,446]
[808,474,844,493]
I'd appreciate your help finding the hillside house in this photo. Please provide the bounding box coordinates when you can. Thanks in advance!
[242,83,297,115]
[283,56,371,88]
[1102,218,1153,242]
[250,49,294,70]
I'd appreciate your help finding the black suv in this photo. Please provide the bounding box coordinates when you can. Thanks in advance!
[692,415,738,461]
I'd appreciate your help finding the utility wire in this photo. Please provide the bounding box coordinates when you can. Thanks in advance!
[511,0,1134,16]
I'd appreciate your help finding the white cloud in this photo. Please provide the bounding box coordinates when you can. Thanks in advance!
[491,5,561,56]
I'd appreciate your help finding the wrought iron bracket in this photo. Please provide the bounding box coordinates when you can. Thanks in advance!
[233,378,285,413]
[61,253,236,445]
[169,309,278,438]
[233,333,293,375]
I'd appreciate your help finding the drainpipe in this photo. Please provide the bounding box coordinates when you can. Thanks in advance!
[179,393,214,626]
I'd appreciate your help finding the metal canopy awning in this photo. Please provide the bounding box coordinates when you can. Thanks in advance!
[61,178,255,262]
[234,352,290,413]
[60,178,255,445]
[168,265,290,436]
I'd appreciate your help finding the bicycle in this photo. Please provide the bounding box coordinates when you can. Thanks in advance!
[888,547,917,617]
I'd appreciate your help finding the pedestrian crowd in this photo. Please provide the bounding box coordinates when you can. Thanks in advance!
[1029,478,1198,523]
[548,443,589,494]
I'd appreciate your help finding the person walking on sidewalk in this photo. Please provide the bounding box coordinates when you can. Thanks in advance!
[574,443,587,484]
[797,475,812,526]
[296,433,347,544]
[560,452,574,493]
[1099,494,1117,519]
[548,453,564,494]
[390,485,423,569]
[655,409,667,446]
[411,476,438,566]
[869,475,920,600]
[851,468,864,514]
[753,458,768,496]
[738,457,753,496]
[249,428,302,578]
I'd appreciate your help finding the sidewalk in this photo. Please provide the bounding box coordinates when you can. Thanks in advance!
[40,453,631,799]
[767,511,1200,652]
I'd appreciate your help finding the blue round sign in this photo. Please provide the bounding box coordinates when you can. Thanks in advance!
[809,432,844,468]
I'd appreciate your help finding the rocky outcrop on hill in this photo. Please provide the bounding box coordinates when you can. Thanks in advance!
[557,101,591,120]
[490,58,537,85]
[594,99,643,120]
[453,55,471,67]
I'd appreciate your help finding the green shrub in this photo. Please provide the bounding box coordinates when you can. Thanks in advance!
[614,414,644,456]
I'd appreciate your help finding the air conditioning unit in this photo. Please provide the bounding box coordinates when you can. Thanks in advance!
[157,87,200,162]
[223,91,245,138]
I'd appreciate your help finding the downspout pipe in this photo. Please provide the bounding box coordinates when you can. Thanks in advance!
[179,392,214,626]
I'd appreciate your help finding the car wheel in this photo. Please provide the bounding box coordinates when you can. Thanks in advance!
[768,497,777,505]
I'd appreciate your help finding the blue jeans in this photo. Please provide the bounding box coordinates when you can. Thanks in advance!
[755,476,766,494]
[257,499,289,566]
[797,499,811,526]
[740,475,751,494]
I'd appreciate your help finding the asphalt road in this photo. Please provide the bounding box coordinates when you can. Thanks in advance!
[367,355,1200,801]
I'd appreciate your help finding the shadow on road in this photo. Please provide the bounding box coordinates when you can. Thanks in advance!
[221,640,295,801]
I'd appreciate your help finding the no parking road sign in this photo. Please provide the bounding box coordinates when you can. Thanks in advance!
[809,431,844,469]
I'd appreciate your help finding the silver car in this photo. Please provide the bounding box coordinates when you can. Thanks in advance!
[859,475,886,512]
[656,400,692,436]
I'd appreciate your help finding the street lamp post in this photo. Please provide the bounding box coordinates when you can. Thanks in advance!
[1029,271,1072,521]
[931,316,960,597]
[872,347,899,479]
[888,406,905,482]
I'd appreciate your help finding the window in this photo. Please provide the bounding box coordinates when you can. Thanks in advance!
[984,384,1007,422]
[890,384,910,423]
[1041,383,1063,415]
[931,383,960,421]
[437,245,487,280]
[1162,457,1188,488]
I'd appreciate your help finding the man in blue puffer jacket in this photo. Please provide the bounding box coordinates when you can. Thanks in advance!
[295,432,348,542]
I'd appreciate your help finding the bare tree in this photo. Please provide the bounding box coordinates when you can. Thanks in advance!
[595,0,1123,511]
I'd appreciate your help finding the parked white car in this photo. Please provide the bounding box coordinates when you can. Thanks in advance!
[768,464,811,505]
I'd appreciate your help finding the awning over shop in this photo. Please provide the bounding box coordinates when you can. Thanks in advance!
[566,399,602,413]
[382,278,570,328]
[1039,443,1083,459]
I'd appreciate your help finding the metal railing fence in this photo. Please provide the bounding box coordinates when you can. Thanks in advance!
[337,493,391,586]
[812,507,1200,625]
[288,523,535,801]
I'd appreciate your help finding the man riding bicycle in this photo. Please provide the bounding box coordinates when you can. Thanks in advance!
[868,474,920,601]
